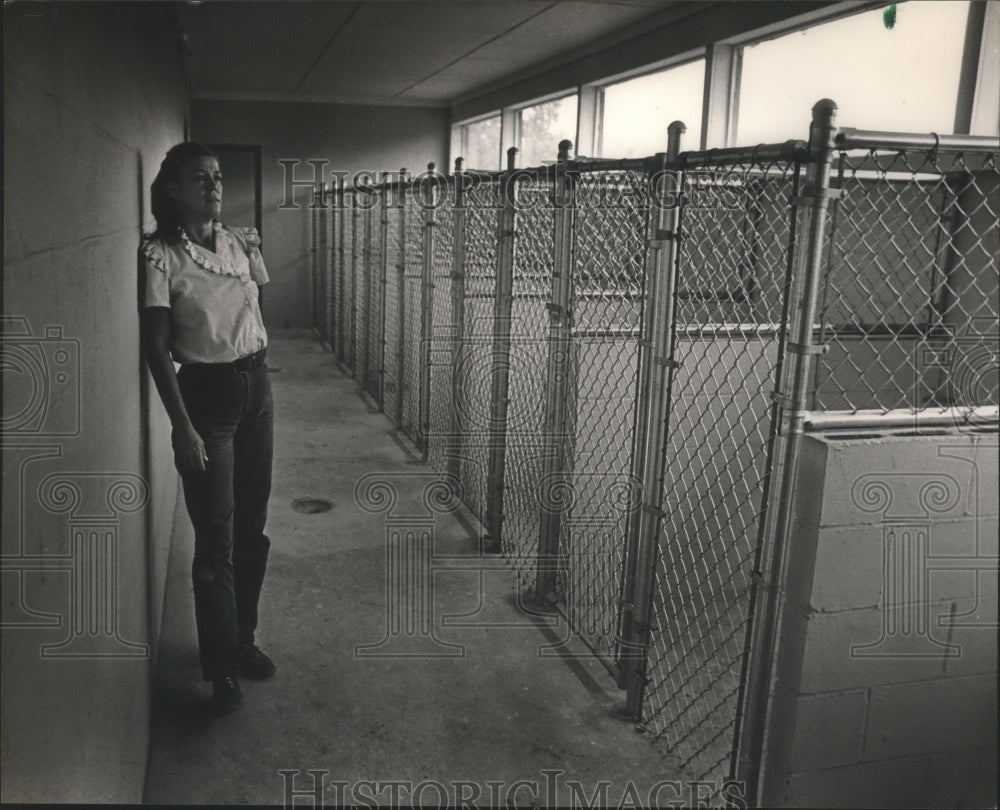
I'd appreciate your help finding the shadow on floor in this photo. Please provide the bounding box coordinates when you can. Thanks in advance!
[143,330,690,806]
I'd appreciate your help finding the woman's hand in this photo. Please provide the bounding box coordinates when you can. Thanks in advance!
[172,423,209,473]
[141,308,207,474]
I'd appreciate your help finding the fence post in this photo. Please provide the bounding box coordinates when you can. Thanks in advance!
[419,163,438,461]
[311,185,319,332]
[735,99,839,805]
[448,157,467,483]
[535,140,576,604]
[618,121,685,710]
[395,169,409,429]
[377,182,389,409]
[336,177,347,363]
[485,147,518,550]
[360,201,373,391]
[328,186,337,356]
[321,187,331,345]
[350,192,359,374]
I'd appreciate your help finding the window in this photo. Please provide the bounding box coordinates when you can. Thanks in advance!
[599,60,705,157]
[736,2,971,144]
[459,114,502,171]
[516,95,578,168]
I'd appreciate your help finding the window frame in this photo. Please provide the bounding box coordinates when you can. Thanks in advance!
[510,89,580,168]
[448,0,997,169]
[452,110,503,172]
[591,51,706,157]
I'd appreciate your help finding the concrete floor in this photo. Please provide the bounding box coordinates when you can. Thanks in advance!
[143,330,690,806]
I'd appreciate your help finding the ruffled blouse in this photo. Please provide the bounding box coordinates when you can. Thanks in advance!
[140,222,269,365]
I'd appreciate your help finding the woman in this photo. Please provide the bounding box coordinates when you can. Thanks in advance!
[139,142,275,715]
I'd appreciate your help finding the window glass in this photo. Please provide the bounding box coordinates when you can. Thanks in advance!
[600,60,705,156]
[517,95,578,167]
[737,2,970,144]
[461,115,501,171]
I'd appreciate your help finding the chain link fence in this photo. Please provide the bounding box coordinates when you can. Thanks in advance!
[812,146,999,419]
[427,183,456,476]
[561,169,648,665]
[644,151,802,781]
[312,113,998,793]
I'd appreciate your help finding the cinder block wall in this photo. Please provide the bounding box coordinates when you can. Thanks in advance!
[2,2,187,802]
[761,429,998,808]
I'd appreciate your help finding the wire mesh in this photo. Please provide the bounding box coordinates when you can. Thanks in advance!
[456,178,501,525]
[642,154,801,783]
[401,190,424,443]
[499,176,554,583]
[311,202,320,333]
[332,200,341,360]
[365,204,383,401]
[342,193,357,370]
[427,185,456,475]
[815,148,999,415]
[382,198,402,420]
[305,126,997,798]
[558,169,648,664]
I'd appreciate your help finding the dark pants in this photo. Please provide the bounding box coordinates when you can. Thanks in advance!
[176,361,274,681]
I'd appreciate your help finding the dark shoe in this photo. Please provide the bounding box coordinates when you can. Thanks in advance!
[211,674,243,715]
[239,642,276,680]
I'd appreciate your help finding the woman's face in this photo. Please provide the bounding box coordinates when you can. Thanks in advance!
[168,155,222,223]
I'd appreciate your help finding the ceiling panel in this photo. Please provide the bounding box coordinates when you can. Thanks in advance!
[181,2,356,95]
[295,24,497,96]
[467,2,655,60]
[397,58,515,100]
[181,0,684,105]
[351,1,555,34]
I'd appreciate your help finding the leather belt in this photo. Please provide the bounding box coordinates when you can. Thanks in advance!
[183,348,267,375]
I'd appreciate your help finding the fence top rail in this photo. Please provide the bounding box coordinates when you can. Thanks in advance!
[835,128,1000,154]
[676,139,807,168]
[562,156,660,174]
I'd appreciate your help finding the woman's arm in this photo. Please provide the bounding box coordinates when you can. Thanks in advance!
[140,307,208,473]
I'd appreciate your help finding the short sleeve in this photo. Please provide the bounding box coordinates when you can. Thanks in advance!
[230,226,269,285]
[140,240,171,309]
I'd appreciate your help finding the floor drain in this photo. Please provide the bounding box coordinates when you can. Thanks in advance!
[268,367,282,373]
[292,497,332,514]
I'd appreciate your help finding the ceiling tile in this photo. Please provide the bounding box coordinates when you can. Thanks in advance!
[181,0,691,104]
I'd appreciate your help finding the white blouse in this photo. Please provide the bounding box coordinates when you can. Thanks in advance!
[141,222,269,365]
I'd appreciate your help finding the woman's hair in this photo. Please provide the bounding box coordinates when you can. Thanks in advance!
[147,141,218,242]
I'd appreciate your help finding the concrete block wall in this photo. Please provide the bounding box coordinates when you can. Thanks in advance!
[2,2,187,802]
[760,429,999,808]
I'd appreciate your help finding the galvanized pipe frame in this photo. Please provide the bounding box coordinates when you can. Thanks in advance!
[310,188,320,333]
[394,177,408,430]
[360,205,373,392]
[618,123,686,710]
[329,190,338,348]
[734,99,840,805]
[485,148,519,549]
[336,179,347,364]
[321,193,333,347]
[447,159,468,485]
[835,128,1000,153]
[303,110,996,801]
[366,204,382,401]
[376,186,390,410]
[810,135,998,416]
[535,140,577,605]
[418,164,438,461]
[349,193,359,374]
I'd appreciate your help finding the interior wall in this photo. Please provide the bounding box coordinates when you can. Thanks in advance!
[191,100,450,330]
[2,2,187,802]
